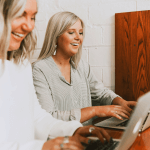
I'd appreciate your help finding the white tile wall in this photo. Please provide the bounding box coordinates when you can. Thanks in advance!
[31,0,148,89]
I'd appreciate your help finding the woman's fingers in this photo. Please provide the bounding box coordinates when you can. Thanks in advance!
[97,127,111,142]
[88,126,111,143]
[76,135,90,145]
[127,101,137,107]
[63,137,84,150]
[43,136,84,150]
[62,139,84,150]
[113,106,130,118]
[73,126,111,144]
[119,107,130,116]
[62,143,84,150]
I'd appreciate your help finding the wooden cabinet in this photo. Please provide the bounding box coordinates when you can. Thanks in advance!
[115,10,150,101]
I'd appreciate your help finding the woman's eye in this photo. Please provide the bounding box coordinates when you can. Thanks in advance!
[79,32,83,35]
[17,15,23,19]
[31,17,36,21]
[69,32,74,34]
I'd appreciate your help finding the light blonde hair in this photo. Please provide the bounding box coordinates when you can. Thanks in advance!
[38,11,85,68]
[0,0,37,65]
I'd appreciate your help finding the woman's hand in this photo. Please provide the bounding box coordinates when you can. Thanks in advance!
[42,136,84,150]
[112,97,137,114]
[94,105,130,120]
[73,125,111,144]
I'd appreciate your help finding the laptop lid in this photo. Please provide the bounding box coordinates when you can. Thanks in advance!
[139,111,150,132]
[116,92,150,150]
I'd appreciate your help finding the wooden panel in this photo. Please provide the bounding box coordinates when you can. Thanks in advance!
[115,10,150,101]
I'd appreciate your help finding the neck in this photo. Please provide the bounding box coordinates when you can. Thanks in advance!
[53,53,71,67]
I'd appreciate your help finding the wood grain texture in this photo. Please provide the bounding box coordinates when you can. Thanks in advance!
[115,10,150,101]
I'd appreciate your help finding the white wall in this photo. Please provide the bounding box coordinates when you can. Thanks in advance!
[31,0,150,91]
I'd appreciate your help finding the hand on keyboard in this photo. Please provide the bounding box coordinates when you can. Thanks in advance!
[94,105,130,120]
[73,125,112,146]
[85,138,119,150]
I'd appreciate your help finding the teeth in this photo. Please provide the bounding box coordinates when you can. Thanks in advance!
[71,43,79,46]
[12,32,24,38]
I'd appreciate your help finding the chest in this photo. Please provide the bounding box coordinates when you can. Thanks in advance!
[47,68,91,110]
[60,65,71,84]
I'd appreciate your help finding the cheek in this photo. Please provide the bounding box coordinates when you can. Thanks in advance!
[58,36,71,46]
[31,21,35,30]
[80,36,83,44]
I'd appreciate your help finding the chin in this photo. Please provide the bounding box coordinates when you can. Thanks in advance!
[8,44,21,51]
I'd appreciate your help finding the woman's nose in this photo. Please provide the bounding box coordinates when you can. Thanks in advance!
[22,18,34,32]
[75,33,80,40]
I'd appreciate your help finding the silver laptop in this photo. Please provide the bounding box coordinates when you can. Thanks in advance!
[94,99,150,132]
[87,92,150,150]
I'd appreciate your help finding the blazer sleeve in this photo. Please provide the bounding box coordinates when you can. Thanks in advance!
[83,61,119,106]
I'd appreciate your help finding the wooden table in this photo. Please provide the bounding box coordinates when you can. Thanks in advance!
[93,117,150,150]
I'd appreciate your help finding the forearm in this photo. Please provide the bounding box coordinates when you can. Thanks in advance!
[50,109,81,122]
[80,107,96,123]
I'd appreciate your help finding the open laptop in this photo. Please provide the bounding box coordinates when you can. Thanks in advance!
[94,100,150,132]
[85,92,150,150]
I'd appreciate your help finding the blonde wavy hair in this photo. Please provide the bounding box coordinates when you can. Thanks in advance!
[0,0,37,65]
[38,11,85,68]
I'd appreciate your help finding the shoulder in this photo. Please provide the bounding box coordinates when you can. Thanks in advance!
[76,59,91,78]
[32,57,52,71]
[32,57,55,77]
[32,58,47,69]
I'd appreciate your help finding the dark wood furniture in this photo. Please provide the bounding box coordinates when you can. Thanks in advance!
[115,10,150,101]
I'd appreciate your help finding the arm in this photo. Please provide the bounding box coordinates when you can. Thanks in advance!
[78,61,131,120]
[32,65,81,122]
[87,63,136,115]
[0,141,45,150]
[33,86,82,139]
[87,66,118,106]
[112,97,137,113]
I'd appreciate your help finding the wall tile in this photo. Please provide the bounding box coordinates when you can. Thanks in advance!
[83,26,102,46]
[89,1,136,25]
[102,25,115,45]
[82,48,89,62]
[137,1,150,11]
[89,46,114,67]
[103,67,115,87]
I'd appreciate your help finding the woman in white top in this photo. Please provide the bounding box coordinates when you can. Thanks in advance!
[32,11,136,125]
[0,0,111,150]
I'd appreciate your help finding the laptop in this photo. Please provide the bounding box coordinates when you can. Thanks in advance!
[94,102,150,132]
[85,92,150,150]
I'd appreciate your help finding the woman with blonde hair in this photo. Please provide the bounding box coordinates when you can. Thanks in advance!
[0,0,111,150]
[32,11,136,125]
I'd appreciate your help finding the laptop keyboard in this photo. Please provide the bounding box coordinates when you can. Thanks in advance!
[85,139,119,150]
[116,120,129,127]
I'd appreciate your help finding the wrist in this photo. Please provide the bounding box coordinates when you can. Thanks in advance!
[112,97,125,105]
[73,127,82,136]
[93,106,100,116]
